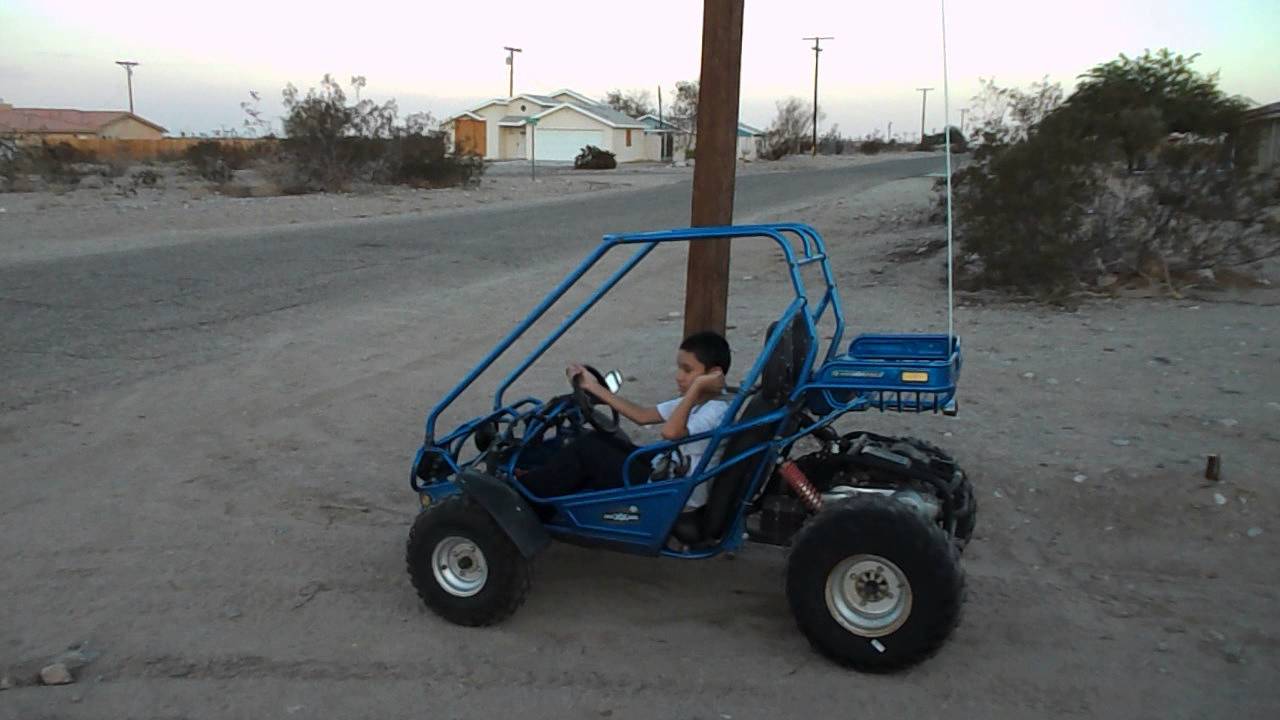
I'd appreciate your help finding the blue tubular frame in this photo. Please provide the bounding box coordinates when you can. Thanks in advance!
[422,224,840,446]
[411,222,960,556]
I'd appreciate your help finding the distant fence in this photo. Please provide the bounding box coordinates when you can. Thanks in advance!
[6,137,274,162]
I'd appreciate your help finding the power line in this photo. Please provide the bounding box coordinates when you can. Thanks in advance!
[503,47,522,98]
[115,60,139,114]
[803,36,833,157]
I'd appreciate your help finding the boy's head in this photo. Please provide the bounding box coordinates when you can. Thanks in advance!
[675,331,731,394]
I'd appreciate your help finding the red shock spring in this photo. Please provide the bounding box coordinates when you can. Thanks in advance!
[779,461,823,513]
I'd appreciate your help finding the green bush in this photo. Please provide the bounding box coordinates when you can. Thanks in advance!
[951,48,1273,297]
[574,145,617,170]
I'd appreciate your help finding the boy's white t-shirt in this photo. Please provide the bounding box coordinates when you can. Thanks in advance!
[653,396,732,508]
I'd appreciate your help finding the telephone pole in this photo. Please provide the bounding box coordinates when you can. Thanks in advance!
[916,87,934,143]
[959,107,969,135]
[803,36,833,157]
[683,0,745,337]
[503,47,522,97]
[115,60,139,114]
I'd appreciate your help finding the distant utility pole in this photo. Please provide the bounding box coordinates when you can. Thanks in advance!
[887,121,893,140]
[115,60,139,114]
[503,47,522,97]
[803,36,833,157]
[916,87,934,142]
[959,107,969,135]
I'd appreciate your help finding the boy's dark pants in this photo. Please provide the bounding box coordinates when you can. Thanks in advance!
[519,432,653,497]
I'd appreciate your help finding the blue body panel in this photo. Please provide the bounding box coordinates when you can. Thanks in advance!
[409,223,962,558]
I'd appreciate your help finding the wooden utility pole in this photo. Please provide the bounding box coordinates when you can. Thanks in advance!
[504,47,522,97]
[803,37,833,156]
[683,0,745,338]
[115,60,139,114]
[916,87,934,142]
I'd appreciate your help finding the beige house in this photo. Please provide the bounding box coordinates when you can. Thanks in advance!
[0,102,167,142]
[446,89,651,162]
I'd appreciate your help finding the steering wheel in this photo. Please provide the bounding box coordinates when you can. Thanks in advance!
[572,365,621,434]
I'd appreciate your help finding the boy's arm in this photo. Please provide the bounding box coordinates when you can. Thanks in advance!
[658,391,701,440]
[591,388,664,425]
[570,367,663,424]
[659,370,725,441]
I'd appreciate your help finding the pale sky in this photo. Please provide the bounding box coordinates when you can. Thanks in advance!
[2,0,1276,139]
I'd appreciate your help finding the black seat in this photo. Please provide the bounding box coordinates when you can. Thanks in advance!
[693,313,814,544]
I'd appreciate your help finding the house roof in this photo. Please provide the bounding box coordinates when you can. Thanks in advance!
[0,106,167,134]
[531,102,646,129]
[636,114,685,133]
[1243,101,1280,123]
[737,122,765,136]
[546,89,597,105]
[447,89,647,129]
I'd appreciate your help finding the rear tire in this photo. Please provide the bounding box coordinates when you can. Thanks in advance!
[786,495,964,672]
[406,494,532,626]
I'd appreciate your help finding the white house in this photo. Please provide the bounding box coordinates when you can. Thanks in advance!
[446,89,650,163]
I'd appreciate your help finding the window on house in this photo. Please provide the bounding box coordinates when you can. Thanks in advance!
[626,129,632,147]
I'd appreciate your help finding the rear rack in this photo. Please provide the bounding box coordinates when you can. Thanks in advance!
[805,333,961,415]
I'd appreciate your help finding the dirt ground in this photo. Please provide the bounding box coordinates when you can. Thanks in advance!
[2,166,1278,719]
[0,151,934,265]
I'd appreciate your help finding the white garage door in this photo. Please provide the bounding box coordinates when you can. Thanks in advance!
[533,129,604,161]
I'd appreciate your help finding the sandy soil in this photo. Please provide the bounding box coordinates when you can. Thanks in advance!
[0,152,939,265]
[2,169,1277,719]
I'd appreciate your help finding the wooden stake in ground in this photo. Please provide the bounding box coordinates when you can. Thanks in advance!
[683,0,745,338]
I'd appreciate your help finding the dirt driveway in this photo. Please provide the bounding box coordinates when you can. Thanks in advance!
[2,169,1277,719]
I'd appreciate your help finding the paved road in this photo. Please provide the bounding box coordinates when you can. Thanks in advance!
[0,156,941,411]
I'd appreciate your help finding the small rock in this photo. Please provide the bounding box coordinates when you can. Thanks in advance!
[1213,492,1227,506]
[1219,418,1239,428]
[666,311,682,319]
[1111,438,1131,447]
[0,675,13,691]
[993,489,1004,499]
[1247,527,1263,538]
[1021,371,1036,380]
[1046,377,1059,385]
[223,606,243,619]
[741,275,755,281]
[40,663,73,686]
[1072,474,1087,484]
[1156,641,1170,653]
[1223,644,1245,664]
[1267,402,1280,411]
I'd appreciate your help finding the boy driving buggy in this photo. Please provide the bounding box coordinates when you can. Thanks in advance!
[520,331,732,508]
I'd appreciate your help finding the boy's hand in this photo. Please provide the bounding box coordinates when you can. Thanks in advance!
[566,363,603,395]
[690,369,725,396]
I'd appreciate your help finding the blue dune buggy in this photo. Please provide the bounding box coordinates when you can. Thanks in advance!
[407,223,975,671]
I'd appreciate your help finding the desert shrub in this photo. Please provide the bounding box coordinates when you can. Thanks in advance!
[184,140,260,182]
[574,145,617,170]
[277,74,481,191]
[950,49,1273,297]
[765,97,818,158]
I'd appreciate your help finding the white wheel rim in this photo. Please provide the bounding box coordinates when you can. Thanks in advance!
[432,536,488,598]
[825,554,913,637]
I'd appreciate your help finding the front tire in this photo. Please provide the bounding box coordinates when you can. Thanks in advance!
[786,495,964,671]
[406,494,532,626]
